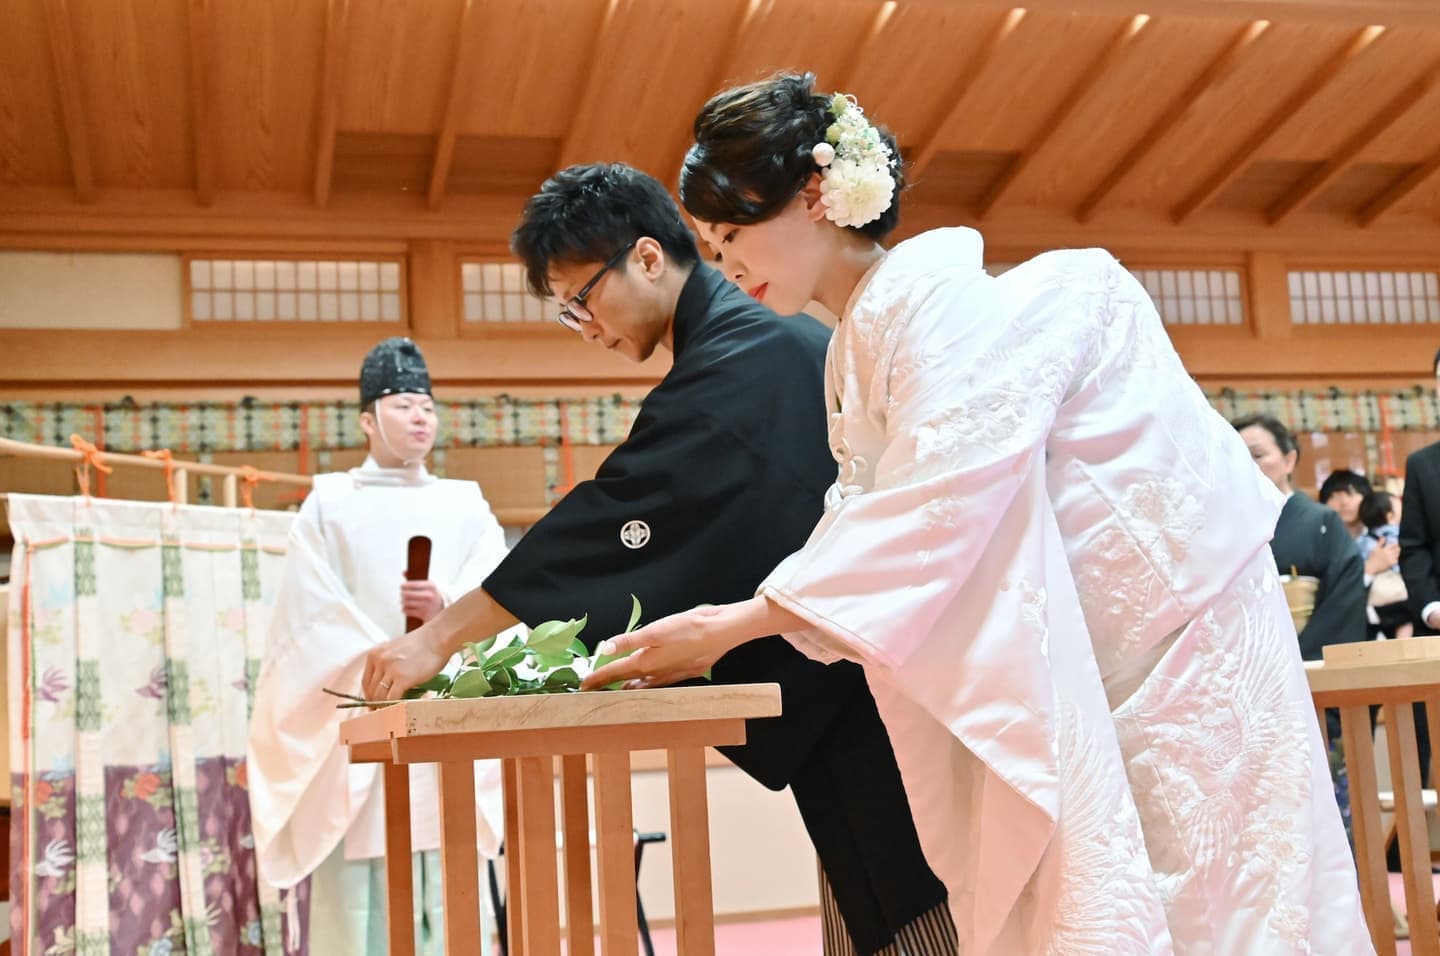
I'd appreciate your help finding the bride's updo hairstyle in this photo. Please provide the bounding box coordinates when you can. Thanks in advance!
[680,72,905,242]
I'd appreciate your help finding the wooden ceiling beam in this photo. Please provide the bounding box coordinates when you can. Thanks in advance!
[554,0,628,173]
[1172,24,1383,223]
[1268,59,1440,224]
[1078,18,1270,223]
[428,0,484,209]
[186,0,215,206]
[312,0,351,208]
[1358,149,1440,226]
[976,13,1150,220]
[901,0,1440,28]
[40,0,97,203]
[909,7,1028,181]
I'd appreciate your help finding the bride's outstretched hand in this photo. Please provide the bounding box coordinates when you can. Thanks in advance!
[581,597,791,691]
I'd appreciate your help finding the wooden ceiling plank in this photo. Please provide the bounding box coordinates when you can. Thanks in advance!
[312,0,351,208]
[837,1,901,92]
[909,7,1028,181]
[187,0,215,206]
[977,13,1151,219]
[428,0,483,209]
[667,0,774,189]
[1268,58,1440,224]
[900,0,1440,28]
[1358,149,1440,225]
[554,0,628,173]
[1077,18,1269,223]
[40,0,96,203]
[1172,24,1384,223]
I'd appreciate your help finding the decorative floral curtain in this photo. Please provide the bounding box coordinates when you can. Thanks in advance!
[6,494,295,955]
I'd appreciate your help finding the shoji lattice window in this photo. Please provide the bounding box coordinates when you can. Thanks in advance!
[1288,270,1440,325]
[1131,268,1245,326]
[186,256,404,324]
[460,261,549,324]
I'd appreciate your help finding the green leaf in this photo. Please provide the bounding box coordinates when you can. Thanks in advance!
[449,669,492,698]
[568,637,590,657]
[403,671,453,698]
[484,645,527,672]
[488,667,514,694]
[625,595,643,633]
[543,667,581,690]
[533,649,579,670]
[469,634,499,656]
[524,619,571,651]
[527,616,588,655]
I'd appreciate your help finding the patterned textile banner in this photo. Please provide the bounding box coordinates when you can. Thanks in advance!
[0,397,645,457]
[2,390,1437,456]
[6,495,296,956]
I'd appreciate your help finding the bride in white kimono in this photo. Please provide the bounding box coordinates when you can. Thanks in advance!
[584,74,1372,954]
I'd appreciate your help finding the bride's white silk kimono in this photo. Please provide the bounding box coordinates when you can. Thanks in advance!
[759,228,1371,954]
[247,460,511,890]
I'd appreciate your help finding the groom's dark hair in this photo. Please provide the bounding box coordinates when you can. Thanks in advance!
[511,163,700,299]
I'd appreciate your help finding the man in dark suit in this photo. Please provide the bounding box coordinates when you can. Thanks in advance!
[1397,348,1440,788]
[1401,347,1440,640]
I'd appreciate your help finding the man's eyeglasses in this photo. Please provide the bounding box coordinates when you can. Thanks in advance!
[557,241,636,332]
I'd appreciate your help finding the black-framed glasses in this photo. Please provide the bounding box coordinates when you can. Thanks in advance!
[556,240,636,332]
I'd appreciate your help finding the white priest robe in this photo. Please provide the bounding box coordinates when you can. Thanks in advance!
[760,228,1371,954]
[248,459,510,890]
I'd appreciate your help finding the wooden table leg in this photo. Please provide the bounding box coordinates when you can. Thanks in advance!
[666,747,715,956]
[383,762,417,956]
[1341,704,1397,956]
[516,755,562,955]
[438,761,483,956]
[559,754,595,956]
[1384,702,1440,947]
[592,751,638,956]
[502,758,525,956]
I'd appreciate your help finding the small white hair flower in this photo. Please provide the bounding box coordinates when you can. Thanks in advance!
[812,142,836,167]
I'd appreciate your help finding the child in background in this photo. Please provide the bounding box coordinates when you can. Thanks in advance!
[1361,490,1413,639]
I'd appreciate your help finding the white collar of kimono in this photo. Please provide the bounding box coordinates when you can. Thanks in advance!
[840,226,986,321]
[349,455,436,487]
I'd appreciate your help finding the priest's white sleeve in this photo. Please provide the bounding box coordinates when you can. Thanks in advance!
[246,495,389,888]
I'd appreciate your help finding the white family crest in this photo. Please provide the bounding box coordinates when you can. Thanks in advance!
[620,519,651,550]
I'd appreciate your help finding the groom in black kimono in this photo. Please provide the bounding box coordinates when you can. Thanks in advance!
[363,163,953,955]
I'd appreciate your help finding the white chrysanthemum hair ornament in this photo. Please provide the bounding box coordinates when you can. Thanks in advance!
[810,93,898,229]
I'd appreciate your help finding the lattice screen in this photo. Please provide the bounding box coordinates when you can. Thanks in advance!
[988,263,1244,326]
[1289,269,1440,325]
[186,257,404,323]
[460,261,549,324]
[1131,268,1245,326]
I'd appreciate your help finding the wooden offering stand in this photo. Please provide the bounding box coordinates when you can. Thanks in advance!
[342,684,782,955]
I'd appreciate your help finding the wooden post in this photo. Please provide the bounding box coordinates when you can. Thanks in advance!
[667,747,716,955]
[1341,703,1396,955]
[1383,702,1440,947]
[437,761,482,955]
[516,755,562,955]
[560,754,595,956]
[383,763,417,956]
[503,758,525,955]
[592,751,638,955]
